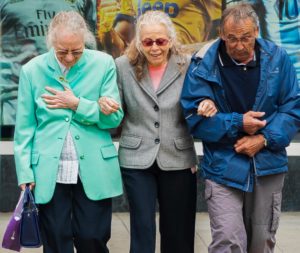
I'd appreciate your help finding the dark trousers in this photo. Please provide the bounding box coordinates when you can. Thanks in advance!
[122,162,197,253]
[39,179,112,253]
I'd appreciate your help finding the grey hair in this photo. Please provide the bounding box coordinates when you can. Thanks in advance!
[46,11,96,49]
[220,3,259,35]
[135,10,178,52]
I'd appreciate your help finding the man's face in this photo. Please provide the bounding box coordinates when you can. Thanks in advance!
[221,17,258,63]
[54,28,84,68]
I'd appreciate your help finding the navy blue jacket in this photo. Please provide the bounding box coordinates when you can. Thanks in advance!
[181,38,300,191]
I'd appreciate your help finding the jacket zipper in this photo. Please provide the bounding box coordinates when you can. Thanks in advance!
[252,157,257,175]
[246,171,251,192]
[246,157,257,192]
[252,156,258,185]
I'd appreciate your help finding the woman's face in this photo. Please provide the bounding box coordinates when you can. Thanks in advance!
[140,24,172,67]
[54,28,85,68]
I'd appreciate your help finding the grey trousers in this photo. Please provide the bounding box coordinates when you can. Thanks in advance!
[205,173,285,253]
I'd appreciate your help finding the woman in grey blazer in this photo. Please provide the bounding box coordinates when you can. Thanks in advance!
[107,11,215,253]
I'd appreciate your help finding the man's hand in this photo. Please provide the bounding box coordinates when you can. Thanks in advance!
[243,111,266,135]
[98,96,120,115]
[234,134,265,157]
[197,99,218,117]
[42,86,79,111]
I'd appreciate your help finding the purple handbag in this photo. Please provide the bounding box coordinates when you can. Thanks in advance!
[1,191,24,252]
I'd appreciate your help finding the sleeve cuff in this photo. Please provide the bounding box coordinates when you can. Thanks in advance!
[233,112,244,131]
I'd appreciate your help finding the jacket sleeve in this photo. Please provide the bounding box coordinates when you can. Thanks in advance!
[14,68,36,186]
[73,56,124,129]
[261,50,300,150]
[115,57,126,113]
[180,56,243,143]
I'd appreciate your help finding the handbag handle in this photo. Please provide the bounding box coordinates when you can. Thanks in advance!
[23,186,38,212]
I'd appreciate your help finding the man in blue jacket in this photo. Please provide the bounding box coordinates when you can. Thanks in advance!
[181,3,300,253]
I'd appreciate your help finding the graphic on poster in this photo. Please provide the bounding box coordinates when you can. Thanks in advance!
[96,0,222,57]
[0,0,96,126]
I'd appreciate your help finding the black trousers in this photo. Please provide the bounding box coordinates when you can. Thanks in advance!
[122,162,197,253]
[39,179,112,253]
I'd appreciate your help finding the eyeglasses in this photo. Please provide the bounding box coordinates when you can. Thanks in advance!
[141,38,170,47]
[224,35,255,46]
[55,49,83,57]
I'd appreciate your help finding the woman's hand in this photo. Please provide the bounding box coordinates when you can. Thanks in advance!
[191,166,197,174]
[42,86,79,111]
[197,99,217,117]
[98,96,120,115]
[19,182,35,191]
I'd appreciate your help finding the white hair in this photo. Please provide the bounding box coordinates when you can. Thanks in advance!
[46,11,96,49]
[135,10,178,52]
[220,3,259,35]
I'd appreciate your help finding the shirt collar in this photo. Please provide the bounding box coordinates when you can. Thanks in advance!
[218,40,259,68]
[54,53,69,75]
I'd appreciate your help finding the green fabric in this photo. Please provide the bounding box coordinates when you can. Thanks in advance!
[14,48,123,204]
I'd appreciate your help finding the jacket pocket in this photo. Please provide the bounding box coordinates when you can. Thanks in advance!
[255,149,287,171]
[174,136,194,150]
[270,191,282,232]
[119,135,142,149]
[222,154,250,184]
[267,72,281,97]
[100,144,118,159]
[31,152,40,165]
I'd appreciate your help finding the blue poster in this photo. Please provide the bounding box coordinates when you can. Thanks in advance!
[226,0,300,85]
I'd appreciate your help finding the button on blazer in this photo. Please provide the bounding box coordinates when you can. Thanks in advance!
[14,49,124,204]
[116,54,197,170]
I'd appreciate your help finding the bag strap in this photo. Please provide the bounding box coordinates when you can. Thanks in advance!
[14,190,25,218]
[23,186,38,211]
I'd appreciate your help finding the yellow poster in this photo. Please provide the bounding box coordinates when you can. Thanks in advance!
[96,0,222,57]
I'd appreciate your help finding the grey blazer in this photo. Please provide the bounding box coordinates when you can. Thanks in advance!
[116,54,198,171]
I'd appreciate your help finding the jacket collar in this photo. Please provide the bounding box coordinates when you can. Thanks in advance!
[130,54,185,102]
[156,53,185,95]
[193,38,274,85]
[196,38,275,63]
[47,48,86,87]
[218,40,259,68]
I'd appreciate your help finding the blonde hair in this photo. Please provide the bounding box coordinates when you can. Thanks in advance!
[125,10,187,81]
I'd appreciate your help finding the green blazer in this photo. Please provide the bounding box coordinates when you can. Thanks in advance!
[14,49,124,204]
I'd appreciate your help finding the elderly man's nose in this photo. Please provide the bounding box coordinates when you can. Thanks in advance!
[236,40,245,49]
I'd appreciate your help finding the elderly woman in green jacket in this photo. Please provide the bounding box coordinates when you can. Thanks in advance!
[14,11,123,253]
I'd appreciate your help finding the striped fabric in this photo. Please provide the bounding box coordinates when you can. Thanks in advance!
[55,57,79,184]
